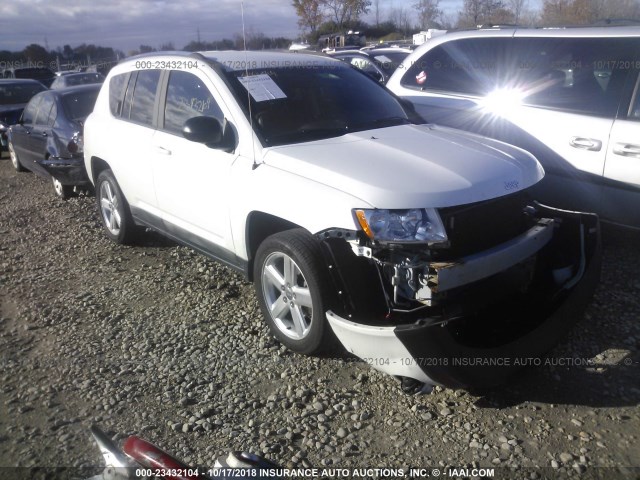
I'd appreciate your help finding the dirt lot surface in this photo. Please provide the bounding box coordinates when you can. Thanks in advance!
[0,153,639,480]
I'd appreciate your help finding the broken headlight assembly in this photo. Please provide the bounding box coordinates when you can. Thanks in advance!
[353,208,448,245]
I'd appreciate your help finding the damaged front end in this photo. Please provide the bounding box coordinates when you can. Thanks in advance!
[318,192,601,390]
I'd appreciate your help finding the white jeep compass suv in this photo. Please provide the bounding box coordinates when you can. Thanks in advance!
[84,51,600,390]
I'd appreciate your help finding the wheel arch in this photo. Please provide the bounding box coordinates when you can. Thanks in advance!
[90,156,111,184]
[245,211,303,281]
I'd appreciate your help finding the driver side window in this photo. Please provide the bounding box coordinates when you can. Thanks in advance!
[163,70,224,135]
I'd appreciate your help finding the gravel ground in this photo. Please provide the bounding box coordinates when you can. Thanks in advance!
[0,153,639,480]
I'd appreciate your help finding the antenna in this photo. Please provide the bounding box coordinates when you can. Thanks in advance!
[241,1,259,170]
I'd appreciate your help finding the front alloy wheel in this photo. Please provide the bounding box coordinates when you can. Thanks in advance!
[254,229,336,354]
[262,251,314,341]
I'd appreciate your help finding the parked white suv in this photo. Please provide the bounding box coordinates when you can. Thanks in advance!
[387,26,640,229]
[84,51,600,390]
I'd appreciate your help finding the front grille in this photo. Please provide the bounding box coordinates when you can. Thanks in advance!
[436,189,534,259]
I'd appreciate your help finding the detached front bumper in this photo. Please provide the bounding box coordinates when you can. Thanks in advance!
[327,205,601,389]
[37,156,90,186]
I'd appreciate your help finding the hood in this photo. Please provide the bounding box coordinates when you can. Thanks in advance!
[261,124,544,209]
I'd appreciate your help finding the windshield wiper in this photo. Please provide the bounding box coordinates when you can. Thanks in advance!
[350,116,410,131]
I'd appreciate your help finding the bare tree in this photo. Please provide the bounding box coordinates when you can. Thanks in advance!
[508,0,528,23]
[292,0,325,33]
[414,0,443,28]
[388,6,413,36]
[322,0,372,28]
[540,0,639,25]
[459,0,507,26]
[373,0,381,25]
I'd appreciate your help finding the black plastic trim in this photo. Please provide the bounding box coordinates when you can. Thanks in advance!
[131,206,248,277]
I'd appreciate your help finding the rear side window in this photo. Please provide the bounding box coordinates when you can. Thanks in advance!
[129,70,161,125]
[629,74,640,120]
[513,37,638,117]
[163,70,224,135]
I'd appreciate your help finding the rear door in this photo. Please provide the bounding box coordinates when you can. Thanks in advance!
[107,69,162,216]
[602,70,640,227]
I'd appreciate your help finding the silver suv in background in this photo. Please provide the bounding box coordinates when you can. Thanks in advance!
[388,26,640,229]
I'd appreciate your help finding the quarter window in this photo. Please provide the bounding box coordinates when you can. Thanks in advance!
[163,70,224,135]
[109,73,129,117]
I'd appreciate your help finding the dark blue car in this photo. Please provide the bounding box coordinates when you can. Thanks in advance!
[8,84,100,198]
[0,79,47,151]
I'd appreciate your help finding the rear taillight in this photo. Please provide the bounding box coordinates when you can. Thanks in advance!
[67,132,83,154]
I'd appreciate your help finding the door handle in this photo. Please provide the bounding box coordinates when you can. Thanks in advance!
[613,143,640,158]
[570,137,602,152]
[155,146,172,155]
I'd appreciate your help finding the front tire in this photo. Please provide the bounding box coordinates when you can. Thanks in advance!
[96,169,137,244]
[9,141,26,172]
[254,229,336,355]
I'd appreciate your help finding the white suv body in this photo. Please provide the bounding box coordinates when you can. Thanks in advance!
[387,26,640,229]
[84,51,600,390]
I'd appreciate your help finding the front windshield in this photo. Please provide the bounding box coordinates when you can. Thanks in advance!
[225,63,412,146]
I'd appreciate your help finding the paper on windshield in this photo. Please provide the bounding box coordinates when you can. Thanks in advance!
[238,74,287,102]
[373,55,392,64]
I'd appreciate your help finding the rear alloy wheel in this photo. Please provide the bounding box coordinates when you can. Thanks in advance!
[52,177,73,200]
[254,229,336,354]
[96,169,137,244]
[9,142,26,172]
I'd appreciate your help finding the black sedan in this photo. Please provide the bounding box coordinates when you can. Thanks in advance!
[8,84,100,199]
[0,79,48,151]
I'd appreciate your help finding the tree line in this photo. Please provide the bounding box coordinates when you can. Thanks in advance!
[294,0,640,43]
[1,0,637,68]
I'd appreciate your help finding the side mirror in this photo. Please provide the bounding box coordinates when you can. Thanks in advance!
[182,116,236,152]
[183,116,222,144]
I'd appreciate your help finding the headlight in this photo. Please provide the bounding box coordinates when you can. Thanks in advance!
[354,208,448,244]
[0,122,7,133]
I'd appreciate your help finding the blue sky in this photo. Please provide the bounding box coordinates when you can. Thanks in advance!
[0,0,539,53]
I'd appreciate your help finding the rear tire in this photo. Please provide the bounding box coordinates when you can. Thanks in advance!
[52,177,73,200]
[9,141,26,172]
[96,169,137,244]
[254,228,336,355]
